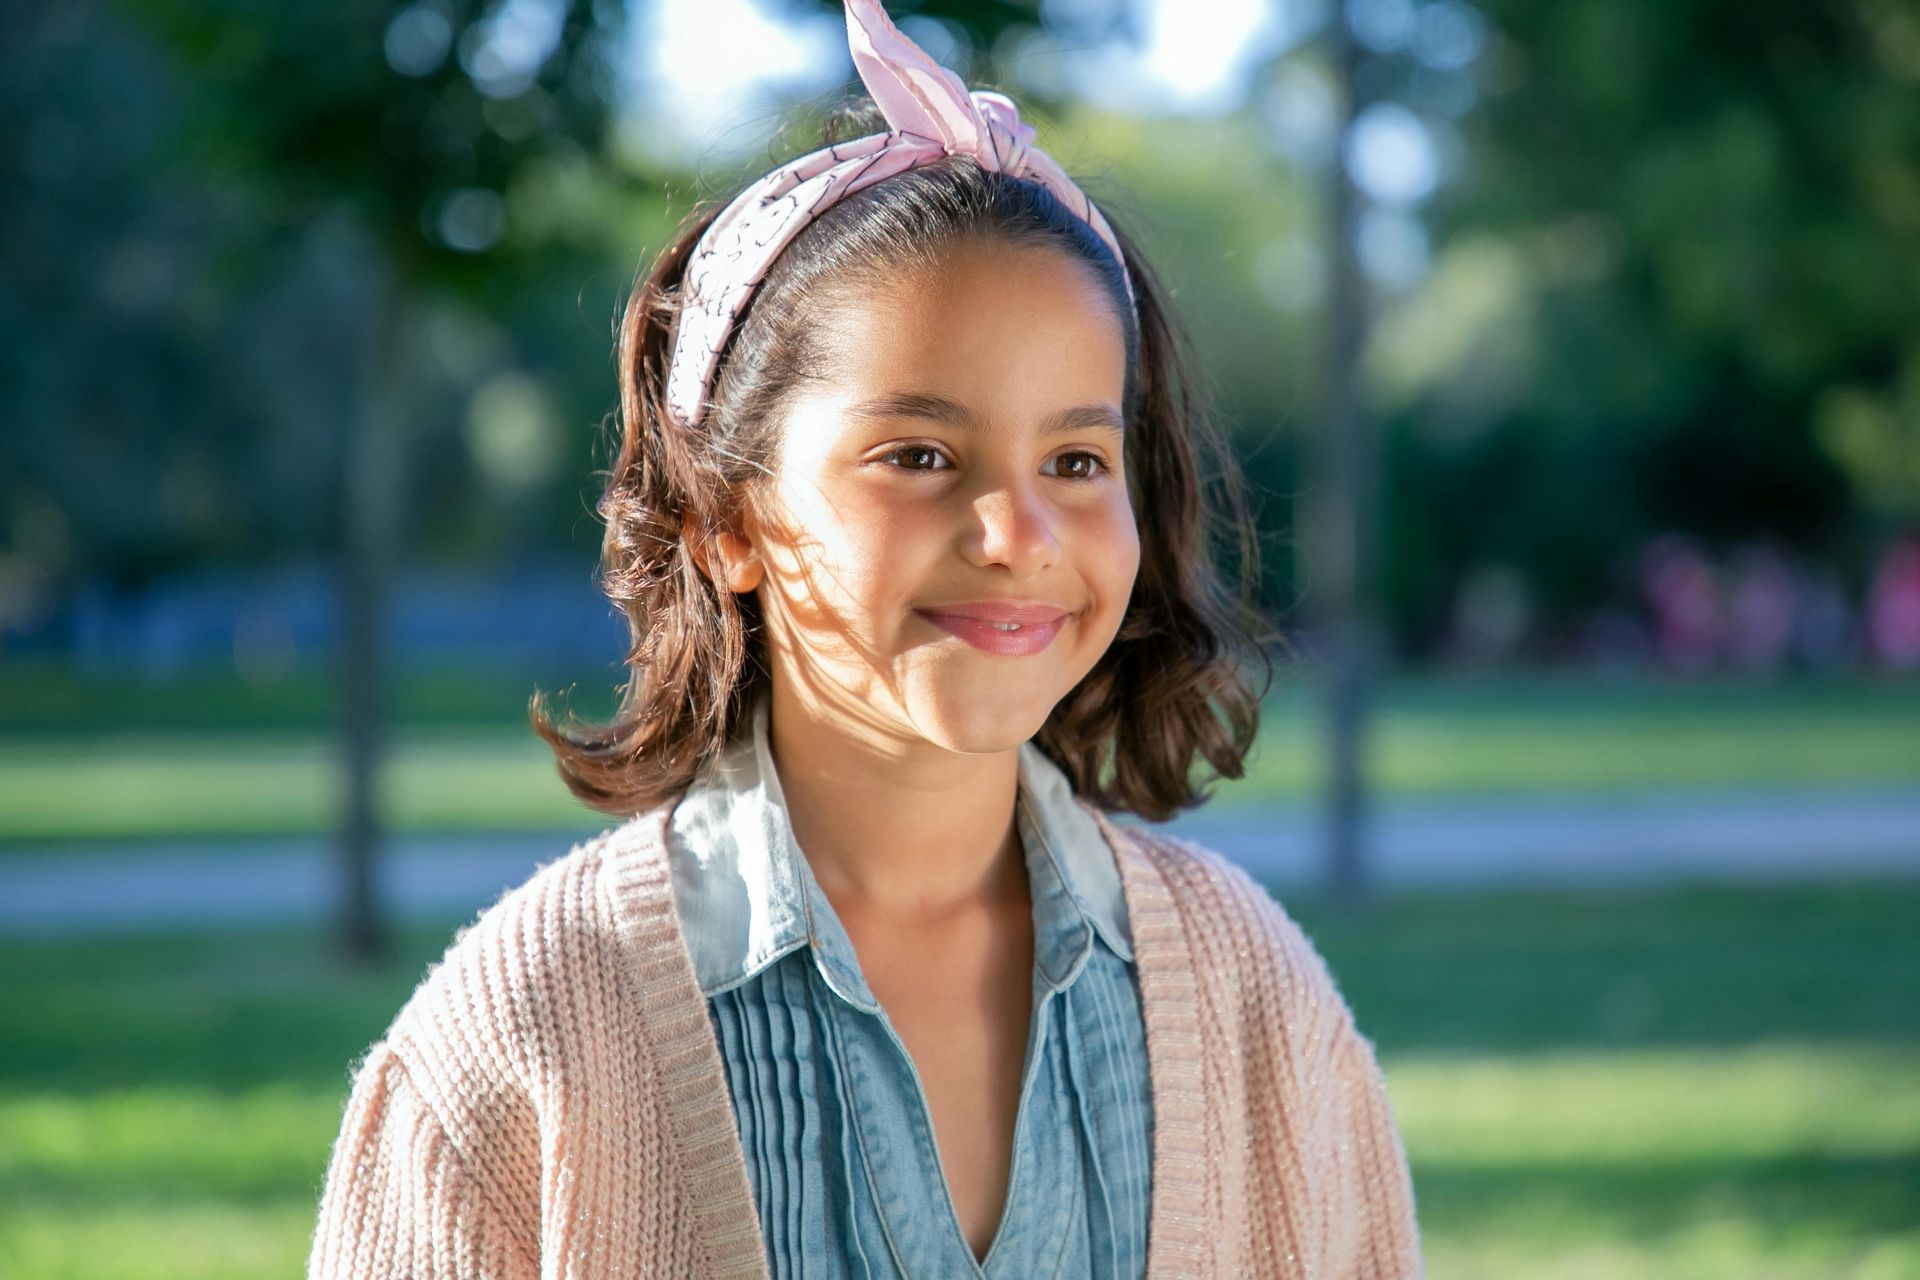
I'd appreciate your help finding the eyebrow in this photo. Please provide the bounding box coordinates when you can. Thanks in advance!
[846,390,1125,436]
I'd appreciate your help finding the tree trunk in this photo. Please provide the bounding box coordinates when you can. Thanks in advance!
[335,254,407,964]
[1306,8,1382,911]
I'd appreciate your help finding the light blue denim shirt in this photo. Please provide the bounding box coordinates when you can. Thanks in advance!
[666,690,1154,1278]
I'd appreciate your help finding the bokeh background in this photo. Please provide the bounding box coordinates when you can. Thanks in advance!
[3,0,1918,1275]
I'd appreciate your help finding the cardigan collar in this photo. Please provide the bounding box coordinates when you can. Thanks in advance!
[663,688,1134,1013]
[605,783,1211,1279]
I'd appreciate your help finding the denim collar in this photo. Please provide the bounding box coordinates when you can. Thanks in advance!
[666,689,1134,1012]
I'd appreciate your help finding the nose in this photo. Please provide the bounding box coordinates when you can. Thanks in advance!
[963,477,1060,578]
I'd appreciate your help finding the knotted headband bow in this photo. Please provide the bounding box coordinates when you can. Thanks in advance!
[664,0,1138,431]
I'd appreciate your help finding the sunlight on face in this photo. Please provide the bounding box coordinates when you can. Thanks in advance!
[739,237,1139,756]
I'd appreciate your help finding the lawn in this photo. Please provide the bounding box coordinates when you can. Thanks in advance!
[1,879,1914,1279]
[3,664,1918,844]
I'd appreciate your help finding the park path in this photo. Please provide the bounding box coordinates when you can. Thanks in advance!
[1,783,1916,934]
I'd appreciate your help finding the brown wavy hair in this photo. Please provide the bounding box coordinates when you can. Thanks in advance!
[529,95,1284,824]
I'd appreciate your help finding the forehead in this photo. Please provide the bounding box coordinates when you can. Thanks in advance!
[807,240,1128,419]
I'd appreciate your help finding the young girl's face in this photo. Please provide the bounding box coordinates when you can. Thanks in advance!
[723,237,1139,756]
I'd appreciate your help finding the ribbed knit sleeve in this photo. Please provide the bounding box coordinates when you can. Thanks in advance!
[307,1040,540,1280]
[1327,1015,1423,1278]
[1126,827,1425,1278]
[1229,857,1424,1279]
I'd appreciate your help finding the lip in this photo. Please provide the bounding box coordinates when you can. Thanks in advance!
[916,600,1074,625]
[913,601,1073,657]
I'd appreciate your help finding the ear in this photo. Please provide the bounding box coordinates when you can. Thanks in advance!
[683,511,765,594]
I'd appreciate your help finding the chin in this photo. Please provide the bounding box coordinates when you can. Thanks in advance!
[906,679,1061,754]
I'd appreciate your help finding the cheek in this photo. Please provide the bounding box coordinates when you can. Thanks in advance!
[763,477,941,606]
[1083,495,1142,602]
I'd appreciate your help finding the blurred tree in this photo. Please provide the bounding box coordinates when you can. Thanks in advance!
[65,0,650,960]
[1817,341,1920,523]
[1,0,638,579]
[6,0,1077,958]
[9,0,1919,664]
[1368,0,1920,650]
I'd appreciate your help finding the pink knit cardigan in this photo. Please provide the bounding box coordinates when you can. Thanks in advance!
[306,796,1424,1278]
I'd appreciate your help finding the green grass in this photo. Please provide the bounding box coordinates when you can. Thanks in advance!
[0,731,602,845]
[1297,881,1920,1279]
[0,659,611,737]
[3,664,1918,844]
[1,880,1914,1278]
[1393,1045,1920,1279]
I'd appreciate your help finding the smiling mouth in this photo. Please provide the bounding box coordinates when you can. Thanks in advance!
[913,608,1071,656]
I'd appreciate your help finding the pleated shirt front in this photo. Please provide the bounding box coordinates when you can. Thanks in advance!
[666,693,1154,1279]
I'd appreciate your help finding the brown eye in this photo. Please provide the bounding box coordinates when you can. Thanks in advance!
[1046,451,1106,480]
[883,445,949,471]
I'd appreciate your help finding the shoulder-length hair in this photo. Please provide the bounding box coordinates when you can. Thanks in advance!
[530,96,1283,824]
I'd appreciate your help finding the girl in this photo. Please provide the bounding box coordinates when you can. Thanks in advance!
[307,1,1422,1276]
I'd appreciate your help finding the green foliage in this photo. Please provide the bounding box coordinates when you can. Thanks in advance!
[9,0,1920,652]
[3,0,652,581]
[1817,343,1920,520]
[1367,0,1920,639]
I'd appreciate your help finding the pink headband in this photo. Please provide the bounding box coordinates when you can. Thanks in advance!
[664,0,1138,431]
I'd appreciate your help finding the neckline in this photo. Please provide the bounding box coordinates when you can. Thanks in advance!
[666,689,1134,1004]
[606,798,1209,1278]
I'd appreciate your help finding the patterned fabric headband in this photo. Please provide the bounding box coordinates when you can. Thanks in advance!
[664,0,1138,431]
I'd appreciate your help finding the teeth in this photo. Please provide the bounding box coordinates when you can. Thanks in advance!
[992,622,1022,631]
